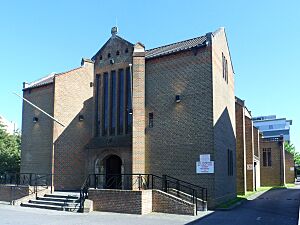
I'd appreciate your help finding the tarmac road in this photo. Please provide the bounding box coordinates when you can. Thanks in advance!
[189,187,300,225]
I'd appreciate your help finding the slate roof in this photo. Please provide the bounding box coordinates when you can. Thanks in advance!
[145,35,207,59]
[25,32,211,90]
[23,67,82,90]
[24,72,56,90]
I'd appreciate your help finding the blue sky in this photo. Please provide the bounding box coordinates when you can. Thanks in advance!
[0,0,299,149]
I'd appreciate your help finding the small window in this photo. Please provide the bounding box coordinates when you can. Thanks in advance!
[107,53,111,58]
[228,149,233,176]
[149,112,153,128]
[222,53,228,84]
[125,48,129,53]
[99,55,102,60]
[116,50,120,56]
[263,148,272,167]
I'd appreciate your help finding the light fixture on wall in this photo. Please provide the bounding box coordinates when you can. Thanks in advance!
[79,115,84,121]
[33,117,38,123]
[128,109,133,115]
[110,59,115,64]
[175,95,181,103]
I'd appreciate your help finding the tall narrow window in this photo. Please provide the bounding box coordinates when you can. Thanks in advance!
[103,72,109,136]
[228,149,233,176]
[222,53,228,83]
[126,67,132,134]
[149,112,154,128]
[110,71,116,135]
[225,59,228,83]
[95,75,100,136]
[118,69,124,134]
[263,148,272,167]
[222,53,225,79]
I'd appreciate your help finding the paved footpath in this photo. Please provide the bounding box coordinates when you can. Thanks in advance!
[189,187,300,225]
[0,202,212,225]
[0,187,299,225]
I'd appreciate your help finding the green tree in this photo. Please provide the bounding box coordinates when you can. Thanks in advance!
[284,142,300,165]
[0,124,21,174]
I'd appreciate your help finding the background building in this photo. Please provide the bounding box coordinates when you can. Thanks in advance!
[0,115,17,135]
[235,97,260,195]
[253,115,292,142]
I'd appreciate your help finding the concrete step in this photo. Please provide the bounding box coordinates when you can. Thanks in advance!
[21,191,81,212]
[44,194,79,199]
[29,200,78,207]
[36,196,79,202]
[21,202,64,211]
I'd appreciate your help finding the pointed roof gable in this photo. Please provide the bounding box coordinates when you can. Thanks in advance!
[91,35,134,61]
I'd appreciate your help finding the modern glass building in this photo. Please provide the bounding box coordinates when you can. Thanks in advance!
[252,115,292,142]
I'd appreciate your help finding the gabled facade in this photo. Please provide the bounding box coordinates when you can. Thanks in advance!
[20,27,236,207]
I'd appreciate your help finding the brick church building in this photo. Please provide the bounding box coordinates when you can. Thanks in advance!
[20,27,236,207]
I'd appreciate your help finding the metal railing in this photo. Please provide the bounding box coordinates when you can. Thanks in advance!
[163,175,207,211]
[0,172,53,204]
[79,173,207,215]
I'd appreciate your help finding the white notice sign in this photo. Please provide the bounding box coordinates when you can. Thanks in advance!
[196,161,214,174]
[200,154,210,162]
[247,164,253,170]
[290,167,295,171]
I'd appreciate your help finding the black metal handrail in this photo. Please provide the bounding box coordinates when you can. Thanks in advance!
[164,175,208,202]
[0,172,53,204]
[79,175,90,212]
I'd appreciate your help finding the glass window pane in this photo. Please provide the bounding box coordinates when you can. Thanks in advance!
[118,69,124,134]
[267,149,272,166]
[263,150,267,167]
[126,67,132,134]
[103,72,109,136]
[110,71,116,135]
[95,75,100,136]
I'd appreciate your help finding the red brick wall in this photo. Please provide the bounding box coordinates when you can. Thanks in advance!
[245,117,254,191]
[235,101,246,194]
[88,189,195,215]
[88,189,146,214]
[152,190,195,215]
[285,151,295,184]
[0,185,30,202]
[53,60,94,190]
[260,139,285,186]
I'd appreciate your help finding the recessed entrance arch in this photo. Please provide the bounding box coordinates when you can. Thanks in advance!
[105,155,122,189]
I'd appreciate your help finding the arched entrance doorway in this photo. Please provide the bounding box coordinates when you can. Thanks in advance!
[105,155,122,189]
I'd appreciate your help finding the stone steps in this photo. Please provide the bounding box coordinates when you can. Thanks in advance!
[21,192,80,212]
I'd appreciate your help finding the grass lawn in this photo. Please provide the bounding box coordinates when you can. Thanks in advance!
[217,183,295,209]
